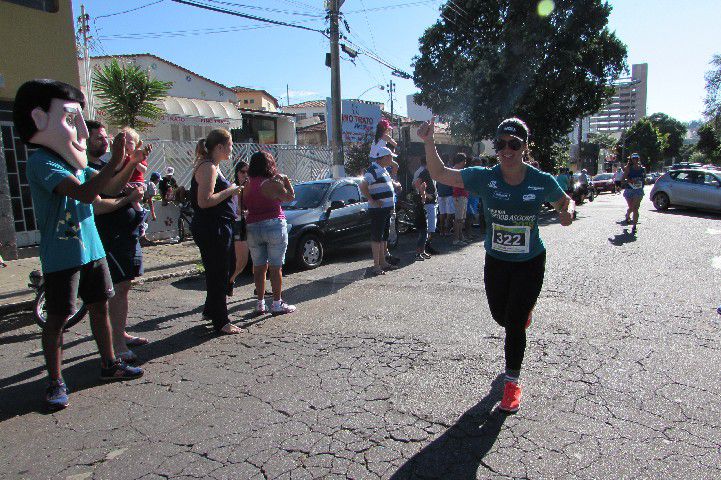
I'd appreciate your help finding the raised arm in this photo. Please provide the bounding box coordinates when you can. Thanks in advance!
[101,138,152,195]
[261,174,295,202]
[416,118,465,188]
[55,132,128,204]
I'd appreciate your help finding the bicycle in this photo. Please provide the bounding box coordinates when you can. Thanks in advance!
[28,270,87,330]
[177,200,194,242]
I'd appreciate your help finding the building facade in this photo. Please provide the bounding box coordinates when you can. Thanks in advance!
[233,87,279,112]
[0,0,81,256]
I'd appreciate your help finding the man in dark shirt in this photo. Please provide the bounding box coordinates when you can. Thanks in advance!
[159,166,178,205]
[413,157,439,254]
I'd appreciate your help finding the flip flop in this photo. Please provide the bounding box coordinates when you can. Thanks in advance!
[126,336,149,347]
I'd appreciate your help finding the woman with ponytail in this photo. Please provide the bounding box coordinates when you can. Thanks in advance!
[190,129,243,334]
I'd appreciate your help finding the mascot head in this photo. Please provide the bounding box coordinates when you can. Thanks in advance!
[13,79,89,170]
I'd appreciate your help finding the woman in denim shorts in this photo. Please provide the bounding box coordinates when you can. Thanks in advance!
[242,151,296,315]
[622,153,646,234]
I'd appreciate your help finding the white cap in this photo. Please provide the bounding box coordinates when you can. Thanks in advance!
[165,166,175,175]
[370,145,398,159]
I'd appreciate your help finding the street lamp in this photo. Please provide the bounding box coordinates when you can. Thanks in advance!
[357,84,385,99]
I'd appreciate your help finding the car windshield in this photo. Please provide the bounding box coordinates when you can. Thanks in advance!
[282,183,330,209]
[593,174,613,180]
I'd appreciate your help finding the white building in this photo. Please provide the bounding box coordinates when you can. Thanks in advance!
[80,54,295,144]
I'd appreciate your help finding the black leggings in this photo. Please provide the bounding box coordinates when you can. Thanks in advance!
[191,218,235,331]
[483,252,546,371]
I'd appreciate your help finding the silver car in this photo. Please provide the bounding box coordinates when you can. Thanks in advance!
[650,168,721,212]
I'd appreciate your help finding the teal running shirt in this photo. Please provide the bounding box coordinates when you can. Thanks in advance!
[460,165,564,262]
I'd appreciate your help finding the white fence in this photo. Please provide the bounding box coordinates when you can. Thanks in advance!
[147,141,333,187]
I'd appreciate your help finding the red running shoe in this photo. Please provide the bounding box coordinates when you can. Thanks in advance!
[499,381,522,413]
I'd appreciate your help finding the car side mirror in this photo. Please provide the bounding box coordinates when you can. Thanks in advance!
[329,200,345,210]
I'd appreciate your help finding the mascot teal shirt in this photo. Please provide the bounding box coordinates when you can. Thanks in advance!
[461,165,564,262]
[27,147,105,273]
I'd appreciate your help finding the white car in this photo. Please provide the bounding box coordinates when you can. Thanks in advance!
[649,169,721,212]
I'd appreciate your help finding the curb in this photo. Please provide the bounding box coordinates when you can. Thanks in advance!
[0,267,203,317]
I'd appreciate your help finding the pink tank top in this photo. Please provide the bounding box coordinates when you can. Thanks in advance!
[244,177,285,224]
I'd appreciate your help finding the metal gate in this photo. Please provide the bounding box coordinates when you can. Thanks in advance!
[0,122,39,247]
[147,141,333,187]
[0,131,333,248]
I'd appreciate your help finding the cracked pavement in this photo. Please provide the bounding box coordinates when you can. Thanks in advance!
[0,191,720,479]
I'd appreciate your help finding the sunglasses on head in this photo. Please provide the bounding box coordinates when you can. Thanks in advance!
[494,138,524,151]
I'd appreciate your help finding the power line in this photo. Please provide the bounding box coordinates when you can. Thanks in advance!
[201,0,325,17]
[94,0,165,21]
[344,0,441,14]
[170,0,328,36]
[98,20,319,40]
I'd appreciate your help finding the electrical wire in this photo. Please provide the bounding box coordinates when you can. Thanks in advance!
[170,0,329,36]
[98,20,321,40]
[344,0,441,14]
[94,0,166,21]
[201,0,325,17]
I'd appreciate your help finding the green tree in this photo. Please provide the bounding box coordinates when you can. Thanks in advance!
[703,54,721,128]
[344,141,372,176]
[412,0,627,171]
[623,118,664,168]
[587,132,618,149]
[647,113,687,162]
[93,59,172,130]
[695,122,721,163]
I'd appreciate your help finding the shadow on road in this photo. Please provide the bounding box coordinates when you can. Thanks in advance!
[389,374,507,479]
[652,208,721,220]
[608,228,638,246]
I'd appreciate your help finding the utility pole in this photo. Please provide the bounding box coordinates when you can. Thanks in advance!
[286,84,290,107]
[388,80,395,121]
[78,5,94,118]
[328,0,345,178]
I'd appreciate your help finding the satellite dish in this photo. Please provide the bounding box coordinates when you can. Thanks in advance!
[472,141,485,156]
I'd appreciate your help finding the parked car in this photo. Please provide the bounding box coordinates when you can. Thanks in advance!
[650,168,721,212]
[669,162,703,171]
[591,173,616,193]
[281,177,397,269]
[645,172,661,185]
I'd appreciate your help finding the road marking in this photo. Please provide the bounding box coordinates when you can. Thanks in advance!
[706,228,721,235]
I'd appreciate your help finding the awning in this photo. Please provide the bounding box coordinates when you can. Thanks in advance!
[159,96,242,128]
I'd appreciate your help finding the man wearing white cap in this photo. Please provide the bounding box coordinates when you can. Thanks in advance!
[159,166,178,204]
[360,146,402,275]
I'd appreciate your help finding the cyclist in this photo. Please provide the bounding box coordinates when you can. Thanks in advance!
[418,117,573,413]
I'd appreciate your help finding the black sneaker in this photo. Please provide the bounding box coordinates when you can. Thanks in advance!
[385,255,401,266]
[45,379,69,410]
[415,253,426,261]
[425,243,439,255]
[100,360,144,381]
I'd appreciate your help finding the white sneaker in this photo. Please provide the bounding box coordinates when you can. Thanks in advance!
[271,301,296,316]
[256,300,267,314]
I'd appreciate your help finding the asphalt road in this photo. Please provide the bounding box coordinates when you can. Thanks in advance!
[1,189,720,480]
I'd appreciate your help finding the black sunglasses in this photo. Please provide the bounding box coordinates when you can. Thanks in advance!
[494,138,524,151]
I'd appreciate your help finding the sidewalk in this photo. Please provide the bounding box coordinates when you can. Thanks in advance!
[0,240,202,315]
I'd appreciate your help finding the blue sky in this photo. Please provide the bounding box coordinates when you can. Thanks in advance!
[74,0,720,122]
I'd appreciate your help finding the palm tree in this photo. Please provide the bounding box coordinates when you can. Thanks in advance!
[92,59,172,130]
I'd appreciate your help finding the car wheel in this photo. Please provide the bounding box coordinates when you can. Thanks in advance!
[296,233,324,269]
[652,192,670,211]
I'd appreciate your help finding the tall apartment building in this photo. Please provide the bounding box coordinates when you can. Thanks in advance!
[571,63,648,142]
[590,63,648,133]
